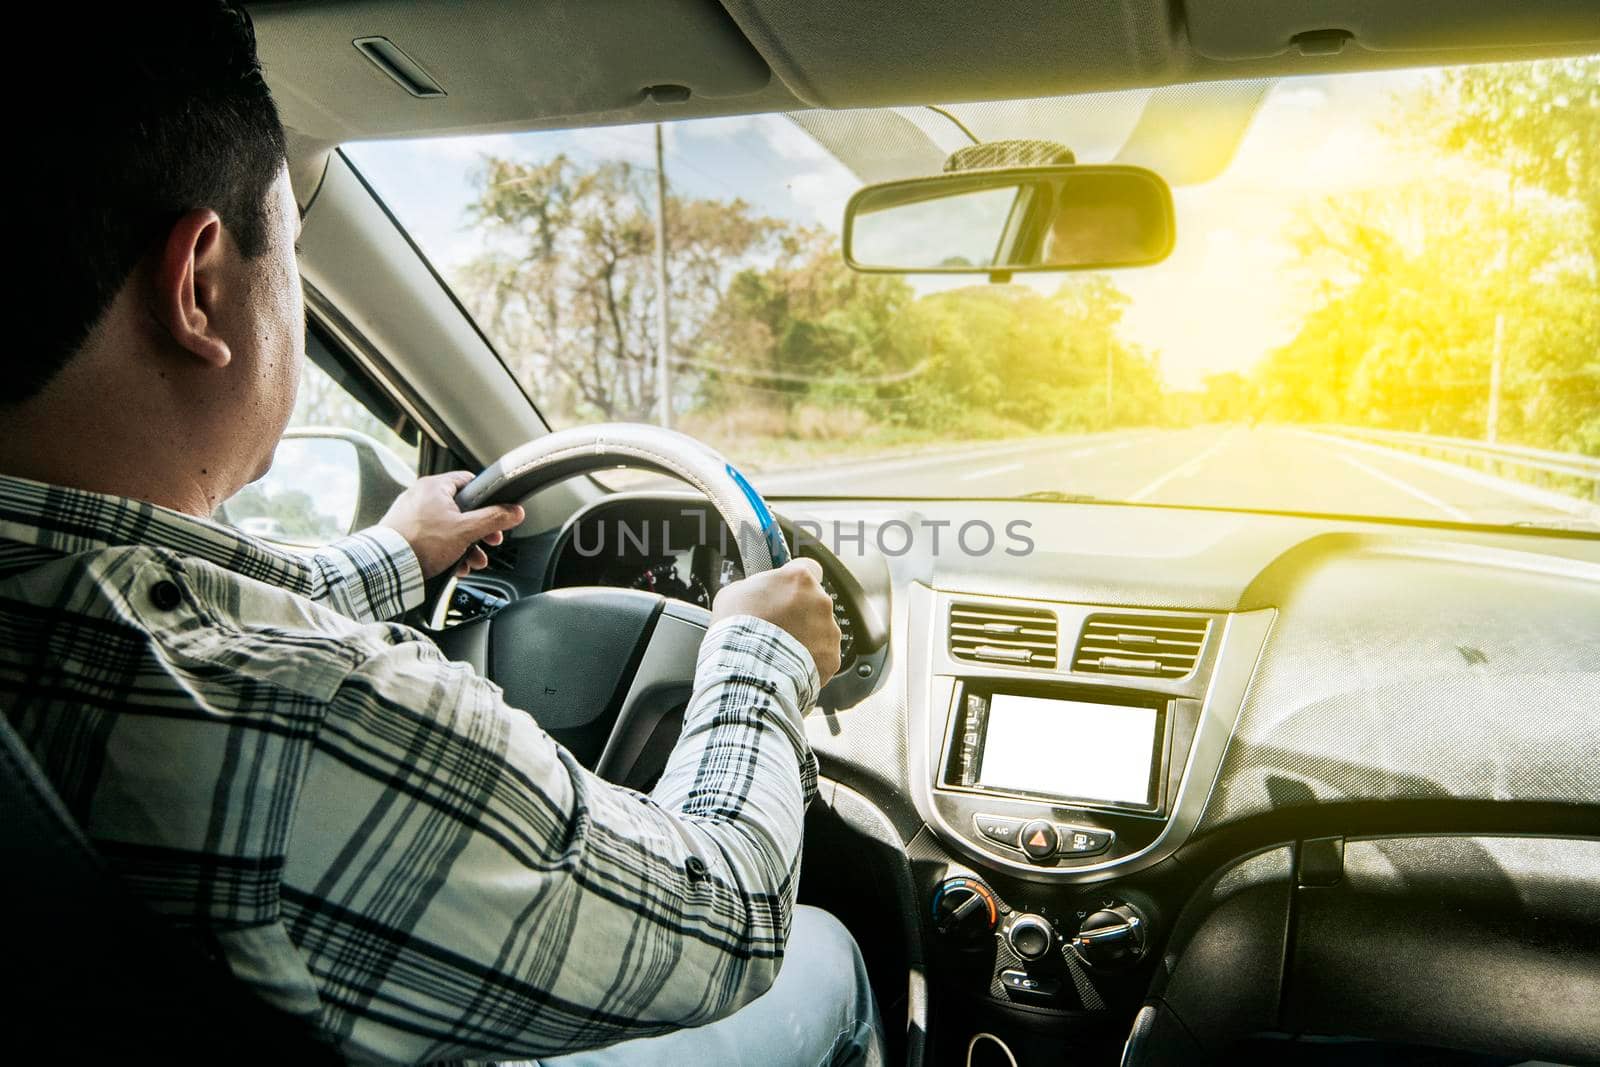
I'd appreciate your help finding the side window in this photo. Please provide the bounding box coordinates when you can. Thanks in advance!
[221,329,420,546]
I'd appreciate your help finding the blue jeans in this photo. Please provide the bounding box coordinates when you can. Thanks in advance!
[538,906,886,1067]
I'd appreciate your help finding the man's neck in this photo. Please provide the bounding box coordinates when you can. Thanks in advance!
[0,437,217,518]
[1,355,227,517]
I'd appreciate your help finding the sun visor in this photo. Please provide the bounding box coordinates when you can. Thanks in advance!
[717,0,1177,109]
[1185,0,1600,61]
[253,0,772,141]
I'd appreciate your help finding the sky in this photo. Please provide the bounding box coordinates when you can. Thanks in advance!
[345,68,1439,392]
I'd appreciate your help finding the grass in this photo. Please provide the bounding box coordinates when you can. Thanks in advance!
[675,403,1039,472]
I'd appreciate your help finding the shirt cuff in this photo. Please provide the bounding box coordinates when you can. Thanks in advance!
[319,526,425,622]
[697,614,822,717]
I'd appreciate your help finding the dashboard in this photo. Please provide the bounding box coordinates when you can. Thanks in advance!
[473,491,1600,1064]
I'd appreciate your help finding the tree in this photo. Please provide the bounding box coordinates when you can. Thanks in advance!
[225,485,342,543]
[883,276,1159,434]
[1420,57,1600,251]
[1255,59,1600,455]
[696,228,913,408]
[452,152,1158,448]
[458,155,784,421]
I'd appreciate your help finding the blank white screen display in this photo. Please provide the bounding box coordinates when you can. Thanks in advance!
[977,695,1157,805]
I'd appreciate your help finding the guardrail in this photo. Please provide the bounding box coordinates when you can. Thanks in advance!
[1317,426,1600,503]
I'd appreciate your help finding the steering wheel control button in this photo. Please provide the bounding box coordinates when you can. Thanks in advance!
[973,814,1023,849]
[1019,819,1058,861]
[1001,969,1061,998]
[1006,913,1055,961]
[1054,825,1115,857]
[149,580,182,611]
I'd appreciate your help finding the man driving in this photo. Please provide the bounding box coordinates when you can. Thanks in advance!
[1041,179,1162,267]
[2,4,883,1064]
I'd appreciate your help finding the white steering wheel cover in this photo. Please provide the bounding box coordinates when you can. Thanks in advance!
[456,423,789,574]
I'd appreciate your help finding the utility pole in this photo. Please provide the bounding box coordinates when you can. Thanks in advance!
[1487,316,1503,444]
[653,123,672,429]
[1487,170,1516,444]
[1104,337,1114,426]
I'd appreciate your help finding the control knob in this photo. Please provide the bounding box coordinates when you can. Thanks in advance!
[932,877,998,949]
[1070,902,1148,970]
[1005,913,1055,961]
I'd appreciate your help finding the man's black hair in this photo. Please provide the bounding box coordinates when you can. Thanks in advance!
[15,2,288,404]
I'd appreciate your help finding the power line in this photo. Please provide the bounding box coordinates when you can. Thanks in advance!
[668,353,930,386]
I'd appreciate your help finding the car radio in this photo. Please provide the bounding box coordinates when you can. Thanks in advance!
[945,686,1169,815]
[933,678,1190,870]
[907,587,1274,881]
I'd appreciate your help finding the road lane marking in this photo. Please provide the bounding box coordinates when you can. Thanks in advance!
[959,462,1024,481]
[1301,430,1598,522]
[1128,430,1235,502]
[764,437,1075,484]
[1331,452,1472,521]
[760,431,1151,486]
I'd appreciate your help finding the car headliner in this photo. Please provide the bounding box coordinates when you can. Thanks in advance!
[252,0,1599,196]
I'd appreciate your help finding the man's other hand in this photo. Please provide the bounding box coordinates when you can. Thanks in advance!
[380,472,525,579]
[712,558,842,685]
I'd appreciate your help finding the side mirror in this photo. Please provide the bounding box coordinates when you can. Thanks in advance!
[844,164,1175,276]
[220,429,414,546]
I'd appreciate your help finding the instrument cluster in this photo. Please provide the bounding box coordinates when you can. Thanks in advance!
[547,502,858,667]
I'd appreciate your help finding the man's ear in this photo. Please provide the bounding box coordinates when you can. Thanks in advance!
[151,209,232,368]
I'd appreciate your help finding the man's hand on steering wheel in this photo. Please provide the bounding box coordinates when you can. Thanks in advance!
[381,471,526,579]
[713,558,843,685]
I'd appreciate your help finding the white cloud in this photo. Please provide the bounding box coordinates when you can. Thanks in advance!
[411,131,531,163]
[565,125,657,167]
[785,168,856,229]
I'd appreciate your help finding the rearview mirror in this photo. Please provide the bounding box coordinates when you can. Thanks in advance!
[843,165,1174,275]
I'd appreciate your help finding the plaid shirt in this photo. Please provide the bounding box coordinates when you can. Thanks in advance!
[0,474,820,1063]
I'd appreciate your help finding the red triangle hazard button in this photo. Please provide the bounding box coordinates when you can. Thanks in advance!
[1020,820,1057,860]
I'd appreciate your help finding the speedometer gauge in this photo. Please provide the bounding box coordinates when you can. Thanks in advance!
[826,578,856,665]
[630,561,711,609]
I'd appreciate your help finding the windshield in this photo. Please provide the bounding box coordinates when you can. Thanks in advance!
[346,57,1599,531]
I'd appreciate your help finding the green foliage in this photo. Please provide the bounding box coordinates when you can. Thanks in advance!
[459,154,784,420]
[883,279,1159,434]
[1255,60,1599,455]
[450,64,1595,463]
[290,359,417,466]
[456,152,1156,439]
[224,485,342,543]
[696,228,914,409]
[1422,56,1600,247]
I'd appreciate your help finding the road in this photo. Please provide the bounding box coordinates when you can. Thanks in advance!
[746,426,1596,528]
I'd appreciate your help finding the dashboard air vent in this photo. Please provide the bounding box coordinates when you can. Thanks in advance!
[1072,613,1209,678]
[949,603,1058,669]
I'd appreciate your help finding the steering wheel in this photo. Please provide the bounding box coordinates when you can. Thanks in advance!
[425,423,791,786]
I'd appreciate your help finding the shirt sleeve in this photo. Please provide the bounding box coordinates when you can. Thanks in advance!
[303,526,424,623]
[280,614,820,1063]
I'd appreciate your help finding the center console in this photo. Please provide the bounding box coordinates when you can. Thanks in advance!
[940,684,1172,868]
[910,587,1271,882]
[904,585,1274,1046]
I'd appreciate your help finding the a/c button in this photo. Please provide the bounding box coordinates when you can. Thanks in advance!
[972,814,1023,848]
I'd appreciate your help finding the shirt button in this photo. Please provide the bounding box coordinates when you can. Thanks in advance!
[149,580,182,611]
[684,856,709,882]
